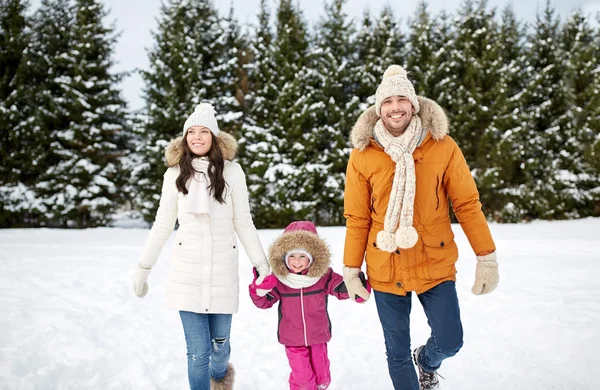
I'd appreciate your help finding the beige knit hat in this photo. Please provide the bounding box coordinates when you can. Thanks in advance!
[183,103,220,136]
[375,65,420,117]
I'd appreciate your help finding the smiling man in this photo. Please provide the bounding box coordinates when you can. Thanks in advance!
[341,65,499,390]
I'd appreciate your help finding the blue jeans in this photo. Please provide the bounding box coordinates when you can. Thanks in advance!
[374,281,464,390]
[179,311,232,390]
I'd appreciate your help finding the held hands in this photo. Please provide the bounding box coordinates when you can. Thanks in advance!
[355,271,372,303]
[343,266,371,303]
[131,265,152,298]
[250,266,278,297]
[472,252,499,295]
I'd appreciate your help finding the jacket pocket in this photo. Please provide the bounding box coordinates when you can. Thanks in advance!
[421,229,458,280]
[172,239,203,264]
[365,231,395,283]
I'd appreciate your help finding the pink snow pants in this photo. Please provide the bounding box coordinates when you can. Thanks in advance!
[285,343,331,390]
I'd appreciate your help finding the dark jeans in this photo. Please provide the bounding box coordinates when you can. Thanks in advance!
[374,281,464,390]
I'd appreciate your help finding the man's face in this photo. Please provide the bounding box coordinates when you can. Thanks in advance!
[380,96,415,136]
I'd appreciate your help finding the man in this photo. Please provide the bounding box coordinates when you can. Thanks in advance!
[342,65,499,390]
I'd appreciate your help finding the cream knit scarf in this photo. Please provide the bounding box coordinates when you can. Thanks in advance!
[188,157,211,215]
[374,116,422,252]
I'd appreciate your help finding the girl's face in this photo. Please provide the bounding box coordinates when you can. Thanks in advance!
[186,126,212,156]
[287,252,310,273]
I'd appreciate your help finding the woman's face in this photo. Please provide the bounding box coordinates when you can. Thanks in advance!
[186,126,213,156]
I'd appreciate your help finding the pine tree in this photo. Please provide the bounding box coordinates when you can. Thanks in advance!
[213,5,248,140]
[254,0,313,227]
[33,0,130,227]
[354,6,405,107]
[517,1,568,219]
[559,11,600,217]
[135,0,227,221]
[406,1,437,97]
[484,4,529,221]
[304,0,358,225]
[7,0,77,226]
[0,0,31,227]
[239,0,278,227]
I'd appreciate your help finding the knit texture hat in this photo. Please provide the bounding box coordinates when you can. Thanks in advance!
[183,103,220,137]
[375,65,420,117]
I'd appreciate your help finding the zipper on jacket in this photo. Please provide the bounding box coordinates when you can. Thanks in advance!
[300,288,308,346]
[435,175,440,211]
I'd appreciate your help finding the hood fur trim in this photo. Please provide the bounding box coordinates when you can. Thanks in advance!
[165,131,238,167]
[268,231,330,279]
[350,96,449,151]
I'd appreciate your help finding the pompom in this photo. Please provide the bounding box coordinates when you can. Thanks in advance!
[195,102,215,113]
[377,230,398,252]
[395,226,418,249]
[383,64,407,79]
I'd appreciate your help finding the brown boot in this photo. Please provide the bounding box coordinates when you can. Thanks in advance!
[210,363,235,390]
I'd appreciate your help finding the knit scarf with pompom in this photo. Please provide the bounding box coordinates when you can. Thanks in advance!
[373,116,422,252]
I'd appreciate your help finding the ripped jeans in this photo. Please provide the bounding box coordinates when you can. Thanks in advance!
[179,311,232,390]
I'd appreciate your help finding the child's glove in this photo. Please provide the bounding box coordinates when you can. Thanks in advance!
[472,252,499,295]
[343,266,371,303]
[355,271,372,303]
[250,267,278,297]
[131,264,151,298]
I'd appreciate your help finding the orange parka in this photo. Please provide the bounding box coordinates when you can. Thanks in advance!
[343,97,496,295]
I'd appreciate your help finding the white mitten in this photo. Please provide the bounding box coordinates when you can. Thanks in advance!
[471,252,499,295]
[343,266,371,303]
[131,265,151,298]
[254,262,271,286]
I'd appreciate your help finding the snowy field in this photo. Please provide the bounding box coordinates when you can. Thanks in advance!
[1,218,599,389]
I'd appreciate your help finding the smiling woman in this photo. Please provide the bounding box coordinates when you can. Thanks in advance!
[129,102,270,390]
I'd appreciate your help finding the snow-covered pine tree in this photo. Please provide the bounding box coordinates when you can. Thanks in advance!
[428,10,454,104]
[517,1,569,219]
[0,0,31,227]
[33,0,129,227]
[305,0,358,225]
[354,6,405,108]
[213,5,248,140]
[442,0,501,174]
[558,11,600,217]
[353,10,377,107]
[6,0,77,227]
[484,4,530,221]
[245,0,313,227]
[239,0,278,227]
[406,1,438,97]
[134,0,227,221]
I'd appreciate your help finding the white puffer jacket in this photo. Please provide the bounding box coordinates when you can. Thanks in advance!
[139,132,267,314]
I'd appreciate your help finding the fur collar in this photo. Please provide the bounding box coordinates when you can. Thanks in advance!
[350,96,449,151]
[268,230,330,279]
[164,131,238,167]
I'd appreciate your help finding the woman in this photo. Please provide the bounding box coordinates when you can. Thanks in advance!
[131,102,270,390]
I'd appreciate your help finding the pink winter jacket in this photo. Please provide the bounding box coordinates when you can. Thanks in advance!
[250,268,349,347]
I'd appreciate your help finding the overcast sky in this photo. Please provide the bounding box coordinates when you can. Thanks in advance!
[30,0,600,110]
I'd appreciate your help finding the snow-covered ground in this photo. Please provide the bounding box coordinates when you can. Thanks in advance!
[1,218,599,389]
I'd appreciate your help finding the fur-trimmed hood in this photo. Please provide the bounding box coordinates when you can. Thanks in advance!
[350,96,449,151]
[268,230,330,279]
[164,131,238,167]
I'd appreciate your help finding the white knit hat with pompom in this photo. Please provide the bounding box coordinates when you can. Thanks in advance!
[375,65,419,117]
[183,103,220,137]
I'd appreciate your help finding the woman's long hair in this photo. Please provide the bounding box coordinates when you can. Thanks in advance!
[176,133,226,204]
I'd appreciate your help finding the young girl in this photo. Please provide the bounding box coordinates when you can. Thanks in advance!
[131,103,270,390]
[249,221,369,390]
